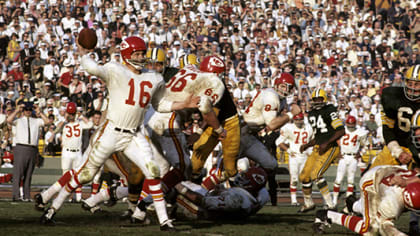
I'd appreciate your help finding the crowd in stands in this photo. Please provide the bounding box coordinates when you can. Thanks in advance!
[0,0,419,157]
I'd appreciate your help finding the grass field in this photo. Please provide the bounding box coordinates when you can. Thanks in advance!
[0,201,413,236]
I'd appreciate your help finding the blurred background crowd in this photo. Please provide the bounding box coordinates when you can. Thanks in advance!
[0,0,419,159]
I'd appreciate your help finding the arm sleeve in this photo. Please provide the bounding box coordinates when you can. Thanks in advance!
[381,110,397,144]
[152,81,174,113]
[329,107,344,130]
[262,94,280,125]
[80,55,109,84]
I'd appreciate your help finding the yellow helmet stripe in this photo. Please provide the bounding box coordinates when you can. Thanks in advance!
[413,110,420,127]
[152,48,158,61]
[184,55,189,67]
[315,88,320,98]
[413,65,420,80]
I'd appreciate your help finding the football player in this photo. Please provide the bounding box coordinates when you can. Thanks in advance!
[314,165,420,236]
[332,115,368,207]
[276,112,313,206]
[370,65,420,169]
[190,55,241,191]
[368,65,420,233]
[174,167,270,220]
[59,102,93,202]
[40,36,198,231]
[299,88,345,212]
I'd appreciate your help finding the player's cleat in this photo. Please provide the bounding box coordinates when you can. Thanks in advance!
[40,208,56,226]
[298,203,316,213]
[81,200,102,214]
[160,219,177,232]
[346,194,357,214]
[34,193,46,211]
[313,210,331,234]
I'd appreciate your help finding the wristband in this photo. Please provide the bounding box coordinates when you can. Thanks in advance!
[286,112,293,120]
[196,128,203,135]
[214,126,224,134]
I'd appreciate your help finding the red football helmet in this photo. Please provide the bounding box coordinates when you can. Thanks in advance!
[293,113,304,120]
[120,36,147,70]
[274,73,295,98]
[346,115,356,131]
[403,182,420,213]
[200,55,225,74]
[66,102,77,114]
[293,112,304,128]
[2,151,13,163]
[234,167,267,196]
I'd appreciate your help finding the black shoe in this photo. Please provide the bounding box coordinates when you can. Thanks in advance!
[160,219,177,232]
[409,222,420,236]
[81,200,102,214]
[313,210,331,234]
[346,194,357,214]
[315,210,331,223]
[40,208,56,226]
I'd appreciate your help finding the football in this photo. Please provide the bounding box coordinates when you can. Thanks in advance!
[78,28,97,50]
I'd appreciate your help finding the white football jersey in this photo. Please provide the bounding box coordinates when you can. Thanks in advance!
[242,88,285,130]
[147,65,225,135]
[339,127,368,155]
[61,120,93,149]
[81,55,165,130]
[277,122,313,156]
[360,166,413,230]
[160,65,224,114]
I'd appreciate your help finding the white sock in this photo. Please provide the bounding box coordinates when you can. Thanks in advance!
[41,182,62,203]
[327,210,343,224]
[132,207,147,220]
[85,189,109,207]
[51,188,72,210]
[304,195,314,207]
[76,192,82,202]
[291,192,297,203]
[149,182,169,225]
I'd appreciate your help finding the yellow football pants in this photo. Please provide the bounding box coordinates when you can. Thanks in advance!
[191,115,240,178]
[370,146,413,168]
[299,145,341,183]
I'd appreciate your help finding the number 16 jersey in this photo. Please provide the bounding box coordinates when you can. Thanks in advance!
[308,104,344,146]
